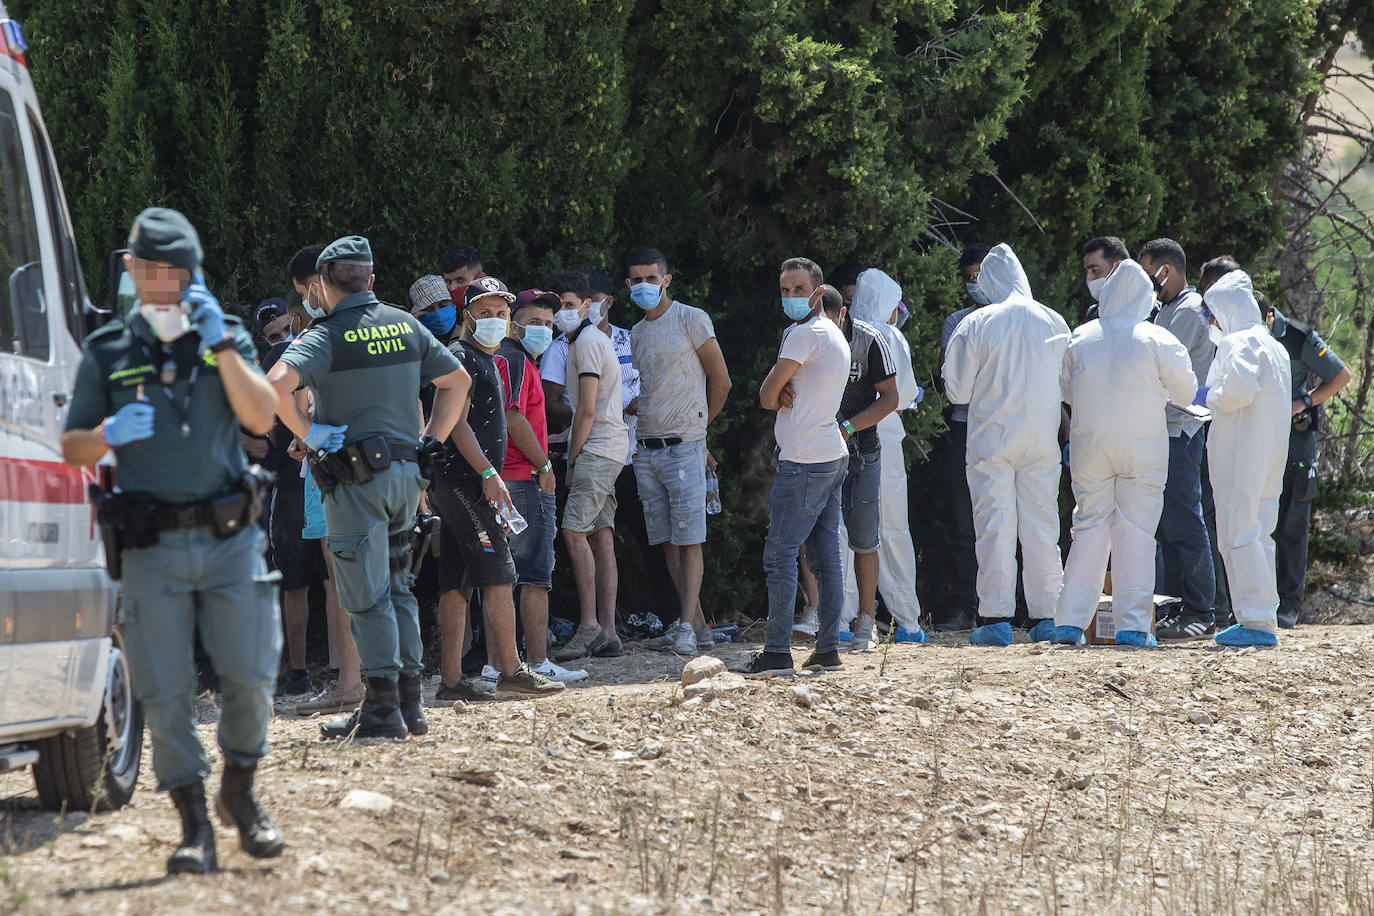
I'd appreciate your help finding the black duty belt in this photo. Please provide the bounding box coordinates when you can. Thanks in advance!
[157,501,218,530]
[638,437,683,450]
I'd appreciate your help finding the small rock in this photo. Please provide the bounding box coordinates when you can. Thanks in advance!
[1066,725,1083,741]
[638,739,664,760]
[105,824,142,843]
[79,835,109,848]
[792,686,814,709]
[1060,774,1092,791]
[742,715,760,728]
[682,656,726,686]
[430,871,451,885]
[907,696,934,710]
[823,722,842,737]
[302,854,333,876]
[1188,710,1213,726]
[339,789,395,814]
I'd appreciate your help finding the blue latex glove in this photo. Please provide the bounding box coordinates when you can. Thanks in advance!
[1061,441,1071,467]
[304,422,348,453]
[913,385,924,405]
[103,401,155,448]
[1192,386,1209,407]
[184,271,226,352]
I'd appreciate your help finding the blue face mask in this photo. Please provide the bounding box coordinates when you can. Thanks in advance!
[630,282,662,311]
[782,296,813,321]
[519,323,553,357]
[965,282,991,306]
[419,303,456,336]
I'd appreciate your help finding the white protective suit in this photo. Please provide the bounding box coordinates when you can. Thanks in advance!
[1055,261,1198,634]
[1203,271,1292,633]
[943,244,1070,620]
[839,269,923,628]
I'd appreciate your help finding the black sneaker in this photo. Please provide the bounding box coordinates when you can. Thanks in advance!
[802,649,842,672]
[736,651,796,678]
[1155,613,1215,640]
[1276,608,1298,630]
[275,668,312,697]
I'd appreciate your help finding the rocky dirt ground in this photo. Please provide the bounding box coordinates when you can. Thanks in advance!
[3,624,1374,915]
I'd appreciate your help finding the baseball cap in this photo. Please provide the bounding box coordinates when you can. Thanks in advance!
[463,276,516,307]
[255,298,287,335]
[408,274,451,313]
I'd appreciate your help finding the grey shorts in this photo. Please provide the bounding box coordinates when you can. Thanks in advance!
[633,439,707,546]
[562,451,621,533]
[842,448,882,554]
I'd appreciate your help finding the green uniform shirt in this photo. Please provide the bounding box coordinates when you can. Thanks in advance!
[65,314,259,503]
[1270,309,1346,401]
[277,290,460,446]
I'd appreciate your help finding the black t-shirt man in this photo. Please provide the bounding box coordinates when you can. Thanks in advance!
[442,338,507,477]
[837,317,896,455]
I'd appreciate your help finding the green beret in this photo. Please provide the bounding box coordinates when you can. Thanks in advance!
[127,207,203,271]
[317,235,373,271]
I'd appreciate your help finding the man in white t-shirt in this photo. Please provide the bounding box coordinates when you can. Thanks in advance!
[546,278,631,663]
[740,258,850,678]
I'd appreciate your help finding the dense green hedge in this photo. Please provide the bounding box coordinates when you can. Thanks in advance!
[13,0,1315,616]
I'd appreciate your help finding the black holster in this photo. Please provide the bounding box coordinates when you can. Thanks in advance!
[90,486,161,579]
[308,436,404,493]
[409,513,441,575]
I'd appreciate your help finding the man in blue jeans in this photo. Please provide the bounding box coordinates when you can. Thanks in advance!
[1139,238,1216,639]
[742,259,851,677]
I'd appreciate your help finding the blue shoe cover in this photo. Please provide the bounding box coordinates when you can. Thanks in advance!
[1027,619,1057,643]
[893,625,929,644]
[1213,624,1278,647]
[969,622,1014,646]
[1115,630,1157,647]
[1053,625,1086,646]
[837,630,853,643]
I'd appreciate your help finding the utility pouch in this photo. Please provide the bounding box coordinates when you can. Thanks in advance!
[89,483,126,580]
[307,450,345,494]
[209,490,250,538]
[361,436,393,471]
[240,464,275,527]
[410,513,441,575]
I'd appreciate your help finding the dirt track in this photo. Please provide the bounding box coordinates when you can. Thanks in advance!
[4,625,1374,914]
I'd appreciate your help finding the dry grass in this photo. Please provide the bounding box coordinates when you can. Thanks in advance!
[4,626,1374,914]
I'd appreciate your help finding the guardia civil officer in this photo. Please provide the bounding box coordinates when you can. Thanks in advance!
[61,208,285,875]
[266,236,468,740]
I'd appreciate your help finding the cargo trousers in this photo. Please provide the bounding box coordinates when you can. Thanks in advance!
[321,460,425,679]
[121,525,280,791]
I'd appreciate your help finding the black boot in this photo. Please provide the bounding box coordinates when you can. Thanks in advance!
[397,673,428,736]
[320,675,408,740]
[216,760,285,859]
[167,782,217,875]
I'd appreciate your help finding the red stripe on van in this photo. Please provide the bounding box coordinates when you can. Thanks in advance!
[0,456,88,504]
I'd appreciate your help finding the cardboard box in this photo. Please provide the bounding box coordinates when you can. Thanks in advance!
[1086,594,1171,645]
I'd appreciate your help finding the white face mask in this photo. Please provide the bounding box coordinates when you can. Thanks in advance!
[1086,276,1107,302]
[1208,324,1224,347]
[553,308,583,334]
[588,298,604,325]
[469,315,508,348]
[303,299,325,319]
[138,303,192,342]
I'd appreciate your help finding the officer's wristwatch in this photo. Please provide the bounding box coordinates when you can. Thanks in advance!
[209,337,236,354]
[1303,394,1314,409]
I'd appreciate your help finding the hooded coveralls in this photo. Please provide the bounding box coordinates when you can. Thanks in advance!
[1203,272,1292,634]
[1055,261,1197,634]
[839,268,923,629]
[943,244,1070,621]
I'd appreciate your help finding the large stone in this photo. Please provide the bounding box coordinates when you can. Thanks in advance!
[339,789,395,814]
[682,656,726,686]
[683,673,753,700]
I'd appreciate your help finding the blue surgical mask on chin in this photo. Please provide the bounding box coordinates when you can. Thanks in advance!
[965,282,991,306]
[630,282,661,310]
[419,303,457,336]
[782,297,813,321]
[519,323,553,356]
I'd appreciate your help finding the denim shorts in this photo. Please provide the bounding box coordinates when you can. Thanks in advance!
[842,448,881,553]
[633,438,707,546]
[563,450,621,533]
[507,478,557,589]
[302,471,327,541]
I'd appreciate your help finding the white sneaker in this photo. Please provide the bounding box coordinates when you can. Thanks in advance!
[479,665,501,689]
[530,658,589,683]
[648,620,688,651]
[850,616,879,651]
[793,606,819,637]
[672,621,698,656]
[695,625,714,650]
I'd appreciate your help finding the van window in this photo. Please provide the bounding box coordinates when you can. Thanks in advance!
[29,111,86,344]
[0,91,44,360]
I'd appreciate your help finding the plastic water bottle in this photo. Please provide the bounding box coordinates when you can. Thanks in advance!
[705,470,722,515]
[498,503,528,535]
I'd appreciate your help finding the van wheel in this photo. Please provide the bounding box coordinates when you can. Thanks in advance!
[33,631,143,812]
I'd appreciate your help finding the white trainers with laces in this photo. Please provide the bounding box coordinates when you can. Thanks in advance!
[648,620,688,651]
[479,665,501,689]
[672,621,698,656]
[695,624,714,650]
[793,605,819,637]
[530,658,590,683]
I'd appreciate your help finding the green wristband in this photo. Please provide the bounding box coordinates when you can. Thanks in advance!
[480,467,497,479]
[537,462,553,474]
[842,419,856,436]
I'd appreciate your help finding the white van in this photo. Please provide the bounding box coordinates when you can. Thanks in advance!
[0,7,141,810]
